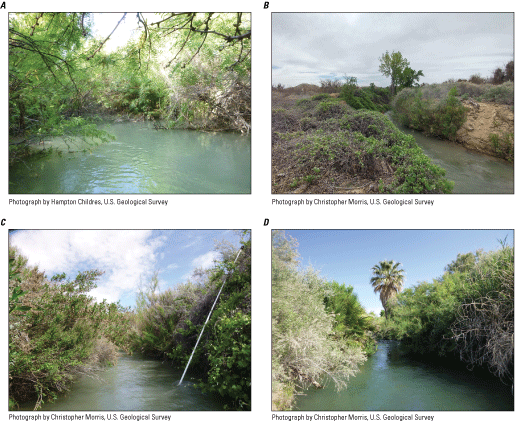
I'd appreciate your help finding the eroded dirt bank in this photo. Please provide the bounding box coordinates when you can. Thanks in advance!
[456,100,514,157]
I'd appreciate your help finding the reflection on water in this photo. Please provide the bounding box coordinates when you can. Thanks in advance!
[20,353,224,411]
[295,341,513,411]
[9,122,251,194]
[388,115,513,194]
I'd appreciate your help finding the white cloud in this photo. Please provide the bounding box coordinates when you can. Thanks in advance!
[10,230,159,304]
[191,251,221,270]
[180,250,222,281]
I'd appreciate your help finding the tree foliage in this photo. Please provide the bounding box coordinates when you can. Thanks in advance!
[272,231,367,410]
[324,282,377,355]
[91,13,251,132]
[386,243,514,384]
[133,232,251,410]
[370,260,405,318]
[8,247,133,410]
[379,50,423,94]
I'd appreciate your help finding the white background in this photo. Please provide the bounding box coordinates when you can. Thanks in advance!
[2,1,514,420]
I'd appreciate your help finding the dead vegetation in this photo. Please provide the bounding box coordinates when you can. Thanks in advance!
[272,91,453,194]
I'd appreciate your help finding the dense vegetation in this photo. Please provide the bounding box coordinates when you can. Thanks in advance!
[392,81,514,161]
[9,13,250,165]
[340,78,392,113]
[379,243,514,386]
[392,63,514,161]
[133,233,251,410]
[272,92,453,193]
[392,86,468,141]
[9,232,251,411]
[272,231,374,410]
[9,247,133,410]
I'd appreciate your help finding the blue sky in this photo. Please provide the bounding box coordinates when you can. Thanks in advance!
[9,230,243,309]
[283,230,513,315]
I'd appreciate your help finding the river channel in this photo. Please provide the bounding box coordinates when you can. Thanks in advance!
[295,341,513,411]
[19,352,224,411]
[9,122,251,194]
[388,115,513,194]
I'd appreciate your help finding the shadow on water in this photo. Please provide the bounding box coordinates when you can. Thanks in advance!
[9,122,251,194]
[19,353,225,411]
[387,114,513,194]
[294,341,513,411]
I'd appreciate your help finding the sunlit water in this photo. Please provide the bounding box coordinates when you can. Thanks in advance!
[9,122,251,194]
[388,115,513,194]
[295,341,513,411]
[19,353,225,411]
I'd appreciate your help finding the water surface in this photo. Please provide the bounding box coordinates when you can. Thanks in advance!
[388,116,513,194]
[9,122,250,194]
[295,341,513,411]
[20,353,224,411]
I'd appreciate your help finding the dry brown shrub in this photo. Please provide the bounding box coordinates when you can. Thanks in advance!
[89,337,119,367]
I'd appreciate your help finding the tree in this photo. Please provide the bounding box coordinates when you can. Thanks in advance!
[444,251,481,274]
[505,61,514,82]
[399,67,424,89]
[379,51,408,95]
[379,51,423,94]
[370,260,405,318]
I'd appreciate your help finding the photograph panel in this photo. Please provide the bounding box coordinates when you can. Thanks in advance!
[9,229,251,411]
[272,229,513,410]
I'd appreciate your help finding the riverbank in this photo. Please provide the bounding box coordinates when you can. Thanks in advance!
[387,113,514,194]
[392,81,514,162]
[272,92,453,194]
[456,100,514,159]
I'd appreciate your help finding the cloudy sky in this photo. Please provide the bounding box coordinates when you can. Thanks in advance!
[9,230,243,309]
[272,13,514,87]
[283,230,513,316]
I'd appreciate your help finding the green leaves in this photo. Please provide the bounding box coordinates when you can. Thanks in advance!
[387,244,514,375]
[9,286,31,315]
[8,247,133,409]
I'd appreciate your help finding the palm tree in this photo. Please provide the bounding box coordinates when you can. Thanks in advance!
[370,260,405,318]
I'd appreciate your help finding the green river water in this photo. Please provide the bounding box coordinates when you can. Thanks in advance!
[388,115,513,194]
[9,122,251,194]
[295,341,513,411]
[19,353,224,411]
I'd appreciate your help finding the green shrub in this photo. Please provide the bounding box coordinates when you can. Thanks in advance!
[388,245,514,383]
[481,82,514,105]
[203,312,251,409]
[294,110,453,194]
[489,131,514,162]
[8,247,133,410]
[392,85,467,141]
[133,234,251,410]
